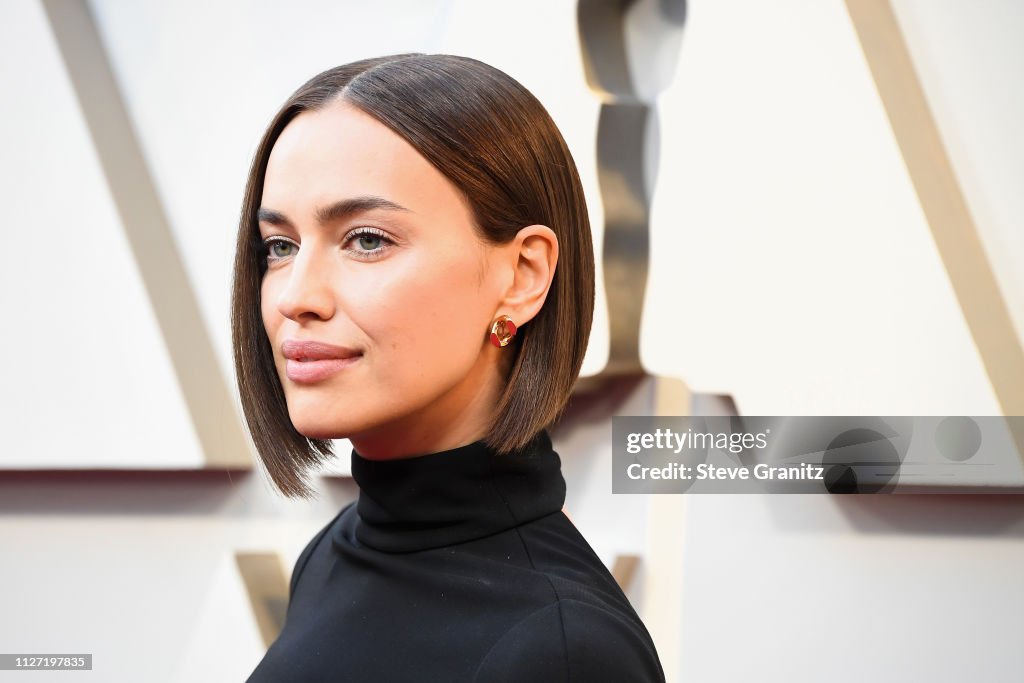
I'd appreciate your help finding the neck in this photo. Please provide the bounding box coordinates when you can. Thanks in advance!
[345,428,565,553]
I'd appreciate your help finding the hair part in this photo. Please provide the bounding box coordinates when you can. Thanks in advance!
[231,53,595,499]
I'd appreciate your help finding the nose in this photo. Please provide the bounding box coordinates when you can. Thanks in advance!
[275,244,336,322]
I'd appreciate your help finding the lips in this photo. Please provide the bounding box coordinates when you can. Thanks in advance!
[282,339,362,384]
[282,339,362,361]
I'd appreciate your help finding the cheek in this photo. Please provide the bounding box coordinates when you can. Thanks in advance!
[260,280,280,343]
[357,252,486,372]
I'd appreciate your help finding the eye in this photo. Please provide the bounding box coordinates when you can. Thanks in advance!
[260,235,299,266]
[262,237,298,265]
[345,227,395,258]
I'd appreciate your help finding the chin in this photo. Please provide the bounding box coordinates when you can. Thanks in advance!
[297,421,367,441]
[287,408,366,441]
[290,422,340,440]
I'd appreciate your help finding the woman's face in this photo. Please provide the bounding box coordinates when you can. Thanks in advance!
[259,100,542,459]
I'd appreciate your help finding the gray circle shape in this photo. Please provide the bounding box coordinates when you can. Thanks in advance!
[935,417,982,462]
[822,428,900,494]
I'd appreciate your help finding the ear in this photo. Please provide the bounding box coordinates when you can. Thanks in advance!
[496,225,558,327]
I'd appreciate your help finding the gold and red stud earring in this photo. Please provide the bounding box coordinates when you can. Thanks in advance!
[489,315,517,348]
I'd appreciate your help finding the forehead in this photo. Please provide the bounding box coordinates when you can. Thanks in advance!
[262,100,465,221]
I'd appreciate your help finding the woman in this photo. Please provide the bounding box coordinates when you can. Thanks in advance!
[232,53,666,682]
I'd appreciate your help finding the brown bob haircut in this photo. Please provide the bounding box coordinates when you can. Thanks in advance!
[231,53,595,499]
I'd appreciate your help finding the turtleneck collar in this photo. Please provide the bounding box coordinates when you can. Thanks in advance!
[345,429,566,553]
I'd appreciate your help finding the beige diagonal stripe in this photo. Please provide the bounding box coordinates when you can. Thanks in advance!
[235,552,290,648]
[41,0,252,468]
[845,0,1024,459]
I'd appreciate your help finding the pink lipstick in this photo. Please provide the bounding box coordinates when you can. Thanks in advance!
[282,339,362,384]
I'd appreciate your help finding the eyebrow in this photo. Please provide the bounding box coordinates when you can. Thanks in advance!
[257,195,412,228]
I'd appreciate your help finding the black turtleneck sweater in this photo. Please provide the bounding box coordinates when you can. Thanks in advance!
[246,429,666,682]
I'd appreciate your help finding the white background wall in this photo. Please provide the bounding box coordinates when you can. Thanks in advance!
[0,0,1021,681]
